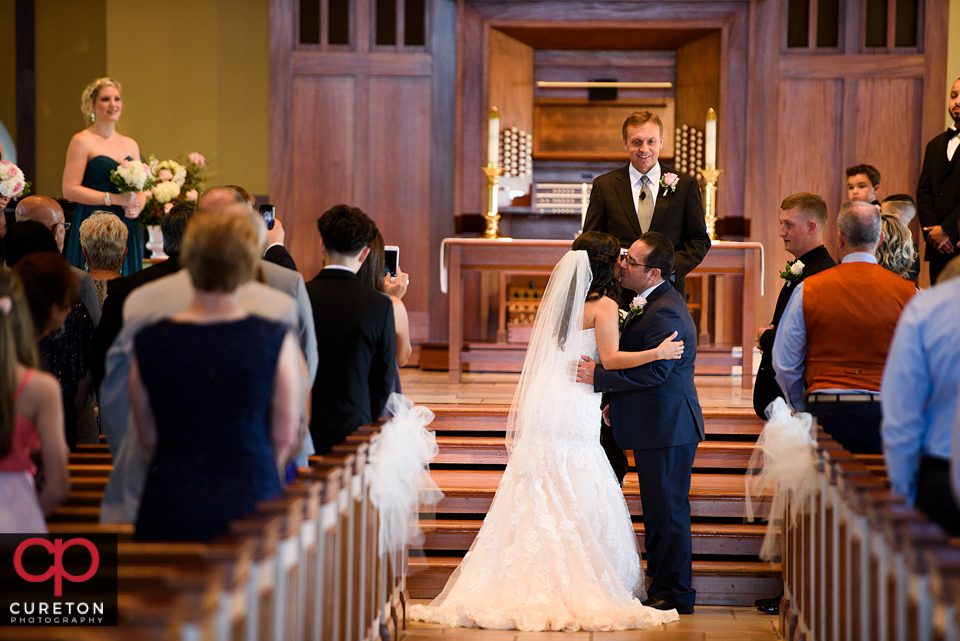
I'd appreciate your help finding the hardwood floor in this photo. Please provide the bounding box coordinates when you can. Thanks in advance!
[401,603,781,639]
[399,369,755,410]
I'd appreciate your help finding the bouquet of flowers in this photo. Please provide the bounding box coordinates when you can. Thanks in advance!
[139,152,207,226]
[109,159,155,193]
[0,160,31,200]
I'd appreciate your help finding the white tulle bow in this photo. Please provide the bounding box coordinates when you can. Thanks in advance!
[367,393,444,559]
[745,397,818,561]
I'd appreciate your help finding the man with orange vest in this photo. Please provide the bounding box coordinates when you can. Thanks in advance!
[772,201,916,454]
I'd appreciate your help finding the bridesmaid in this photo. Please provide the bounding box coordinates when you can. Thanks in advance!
[62,78,146,276]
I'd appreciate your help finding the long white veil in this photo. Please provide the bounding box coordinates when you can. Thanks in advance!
[505,250,592,456]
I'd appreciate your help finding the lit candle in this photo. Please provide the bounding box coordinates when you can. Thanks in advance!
[488,107,500,166]
[705,108,717,167]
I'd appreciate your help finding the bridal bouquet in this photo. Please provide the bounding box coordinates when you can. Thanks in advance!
[0,160,30,200]
[109,159,155,193]
[139,152,208,226]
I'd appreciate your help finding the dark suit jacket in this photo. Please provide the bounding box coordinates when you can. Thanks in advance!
[264,244,298,271]
[917,128,960,276]
[306,268,396,454]
[91,254,183,390]
[593,280,705,450]
[753,245,835,418]
[584,164,711,298]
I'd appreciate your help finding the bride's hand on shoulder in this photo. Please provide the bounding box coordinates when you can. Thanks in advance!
[656,331,683,360]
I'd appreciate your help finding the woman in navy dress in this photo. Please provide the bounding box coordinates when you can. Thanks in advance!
[62,78,145,276]
[129,207,303,541]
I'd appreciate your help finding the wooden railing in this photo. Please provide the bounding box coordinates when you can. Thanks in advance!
[780,429,959,640]
[7,424,405,641]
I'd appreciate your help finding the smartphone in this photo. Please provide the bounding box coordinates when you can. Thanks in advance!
[259,204,276,230]
[384,245,400,277]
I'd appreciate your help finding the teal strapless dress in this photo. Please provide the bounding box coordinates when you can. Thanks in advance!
[65,155,143,277]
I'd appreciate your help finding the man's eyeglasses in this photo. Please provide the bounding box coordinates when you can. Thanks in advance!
[622,255,652,270]
[52,221,71,232]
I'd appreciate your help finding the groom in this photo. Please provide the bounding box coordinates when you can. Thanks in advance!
[577,231,704,614]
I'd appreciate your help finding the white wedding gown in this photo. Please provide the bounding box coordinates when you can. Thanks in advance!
[410,328,679,631]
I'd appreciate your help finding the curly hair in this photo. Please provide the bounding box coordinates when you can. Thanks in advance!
[80,78,121,123]
[79,212,128,270]
[572,231,622,302]
[877,213,917,278]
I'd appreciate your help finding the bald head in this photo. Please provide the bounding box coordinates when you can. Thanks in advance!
[16,195,66,251]
[197,186,254,211]
[837,201,882,255]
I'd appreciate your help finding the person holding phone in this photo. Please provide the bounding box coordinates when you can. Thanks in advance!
[357,232,412,373]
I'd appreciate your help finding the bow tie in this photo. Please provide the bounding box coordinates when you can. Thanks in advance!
[948,127,960,140]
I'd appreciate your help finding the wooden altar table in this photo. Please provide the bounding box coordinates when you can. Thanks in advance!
[441,238,764,389]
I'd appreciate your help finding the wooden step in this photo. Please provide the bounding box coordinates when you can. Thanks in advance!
[419,519,773,556]
[432,436,760,469]
[406,556,782,606]
[48,505,101,522]
[70,452,113,465]
[426,404,764,437]
[426,469,771,518]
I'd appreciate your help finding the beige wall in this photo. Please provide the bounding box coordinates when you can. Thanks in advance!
[105,0,270,195]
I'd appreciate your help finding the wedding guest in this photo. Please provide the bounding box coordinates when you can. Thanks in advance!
[882,255,960,536]
[877,214,918,281]
[846,164,882,207]
[753,193,835,419]
[307,204,395,454]
[15,196,100,324]
[882,195,920,281]
[198,185,297,271]
[130,209,301,541]
[774,202,915,454]
[917,77,960,285]
[62,78,146,276]
[79,212,128,308]
[4,220,59,267]
[91,202,194,391]
[0,268,70,533]
[356,230,412,369]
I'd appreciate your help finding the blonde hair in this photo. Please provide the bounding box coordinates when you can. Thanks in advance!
[80,78,121,123]
[876,213,917,278]
[181,207,261,293]
[79,212,128,270]
[0,269,38,457]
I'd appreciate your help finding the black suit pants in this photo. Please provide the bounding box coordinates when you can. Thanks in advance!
[634,442,698,609]
[915,456,960,537]
[806,399,882,455]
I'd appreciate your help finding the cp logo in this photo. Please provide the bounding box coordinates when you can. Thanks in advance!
[13,538,100,596]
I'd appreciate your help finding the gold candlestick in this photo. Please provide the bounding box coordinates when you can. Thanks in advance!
[481,163,509,239]
[699,166,722,241]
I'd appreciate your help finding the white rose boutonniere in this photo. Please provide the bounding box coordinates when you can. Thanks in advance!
[660,172,679,194]
[779,259,805,282]
[629,295,647,317]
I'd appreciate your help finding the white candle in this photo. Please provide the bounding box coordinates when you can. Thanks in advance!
[705,108,717,167]
[488,107,500,166]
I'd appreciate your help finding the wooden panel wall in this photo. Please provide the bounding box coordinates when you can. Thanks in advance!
[533,50,676,100]
[675,32,721,135]
[489,29,534,134]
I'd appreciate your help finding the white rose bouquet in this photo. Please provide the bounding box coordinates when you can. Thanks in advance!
[779,260,804,282]
[0,160,30,199]
[109,159,155,193]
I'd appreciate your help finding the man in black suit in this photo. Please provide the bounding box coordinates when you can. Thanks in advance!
[307,204,396,454]
[917,77,960,285]
[578,232,705,615]
[753,193,835,418]
[91,202,194,389]
[584,111,711,300]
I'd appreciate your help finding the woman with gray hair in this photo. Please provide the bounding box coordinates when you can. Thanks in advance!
[79,211,128,308]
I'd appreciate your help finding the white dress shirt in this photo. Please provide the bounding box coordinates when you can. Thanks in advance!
[772,252,879,411]
[629,162,662,213]
[948,126,959,162]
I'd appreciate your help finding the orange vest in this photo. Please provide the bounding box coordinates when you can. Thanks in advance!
[802,262,914,392]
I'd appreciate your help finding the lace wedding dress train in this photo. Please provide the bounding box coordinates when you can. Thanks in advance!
[410,327,679,632]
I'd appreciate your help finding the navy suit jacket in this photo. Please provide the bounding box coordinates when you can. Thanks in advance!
[584,164,710,298]
[593,280,704,451]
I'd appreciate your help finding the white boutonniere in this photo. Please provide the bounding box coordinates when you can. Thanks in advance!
[618,307,630,329]
[660,172,679,194]
[779,259,804,282]
[629,295,647,317]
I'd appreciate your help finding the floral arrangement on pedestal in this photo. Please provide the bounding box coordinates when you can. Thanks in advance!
[138,152,207,226]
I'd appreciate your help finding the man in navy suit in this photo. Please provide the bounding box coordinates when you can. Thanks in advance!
[577,232,705,615]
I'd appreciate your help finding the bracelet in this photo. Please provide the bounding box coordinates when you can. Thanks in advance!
[104,192,111,207]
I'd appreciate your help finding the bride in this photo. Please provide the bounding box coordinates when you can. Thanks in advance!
[410,232,682,631]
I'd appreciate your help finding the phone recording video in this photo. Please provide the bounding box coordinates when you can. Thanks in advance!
[384,245,400,278]
[259,204,276,230]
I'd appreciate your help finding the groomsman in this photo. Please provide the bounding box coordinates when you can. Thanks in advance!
[917,77,960,285]
[753,193,835,418]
